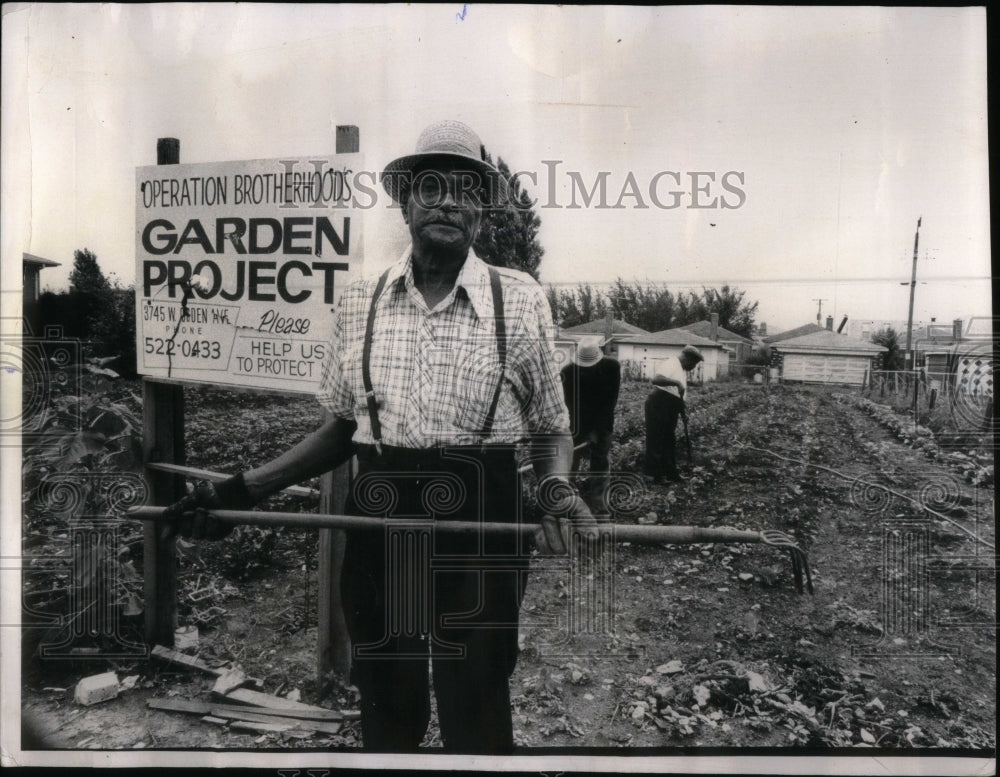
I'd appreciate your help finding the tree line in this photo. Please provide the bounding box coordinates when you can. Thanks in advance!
[544,280,759,338]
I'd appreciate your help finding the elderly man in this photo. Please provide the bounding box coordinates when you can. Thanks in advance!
[560,335,620,514]
[165,120,596,754]
[644,344,703,484]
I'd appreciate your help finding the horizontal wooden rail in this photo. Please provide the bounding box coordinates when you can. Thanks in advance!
[129,506,762,544]
[144,462,318,499]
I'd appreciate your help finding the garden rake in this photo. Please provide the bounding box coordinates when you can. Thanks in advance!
[130,507,814,595]
[680,406,692,463]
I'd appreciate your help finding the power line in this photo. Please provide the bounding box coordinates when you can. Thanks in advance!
[541,275,991,288]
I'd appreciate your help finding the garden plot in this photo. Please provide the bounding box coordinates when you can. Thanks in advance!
[20,378,995,753]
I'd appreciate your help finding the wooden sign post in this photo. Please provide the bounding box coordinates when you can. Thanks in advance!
[316,125,359,679]
[142,138,186,648]
[140,130,360,677]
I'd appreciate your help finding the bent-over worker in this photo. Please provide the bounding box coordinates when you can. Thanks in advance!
[560,335,620,515]
[644,344,703,484]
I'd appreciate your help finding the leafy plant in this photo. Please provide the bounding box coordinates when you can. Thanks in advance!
[21,365,145,658]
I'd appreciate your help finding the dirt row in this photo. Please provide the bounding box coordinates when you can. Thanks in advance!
[20,382,995,753]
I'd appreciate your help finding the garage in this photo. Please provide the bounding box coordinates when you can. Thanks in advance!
[781,353,873,385]
[772,328,886,386]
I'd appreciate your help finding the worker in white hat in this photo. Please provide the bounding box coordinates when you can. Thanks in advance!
[165,120,597,754]
[645,345,703,483]
[560,335,620,515]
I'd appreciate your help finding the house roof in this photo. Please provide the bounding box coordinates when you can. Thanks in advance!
[619,328,727,348]
[678,320,753,344]
[773,328,887,354]
[763,323,825,344]
[22,252,60,268]
[561,318,650,337]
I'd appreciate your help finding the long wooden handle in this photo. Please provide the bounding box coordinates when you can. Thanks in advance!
[127,506,762,546]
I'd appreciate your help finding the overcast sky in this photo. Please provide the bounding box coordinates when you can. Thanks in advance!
[1,4,991,332]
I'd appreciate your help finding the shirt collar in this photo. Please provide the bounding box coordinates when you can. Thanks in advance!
[384,246,495,321]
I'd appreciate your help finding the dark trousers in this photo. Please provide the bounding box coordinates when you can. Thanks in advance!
[644,389,684,479]
[341,445,529,753]
[571,428,612,513]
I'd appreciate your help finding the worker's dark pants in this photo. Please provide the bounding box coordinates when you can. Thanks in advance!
[644,389,683,479]
[341,444,529,754]
[571,428,612,513]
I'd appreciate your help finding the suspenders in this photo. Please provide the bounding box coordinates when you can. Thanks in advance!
[361,265,507,453]
[362,268,392,453]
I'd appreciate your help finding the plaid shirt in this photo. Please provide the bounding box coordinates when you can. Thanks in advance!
[316,248,570,447]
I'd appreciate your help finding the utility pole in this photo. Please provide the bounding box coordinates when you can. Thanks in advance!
[812,298,828,325]
[904,217,921,369]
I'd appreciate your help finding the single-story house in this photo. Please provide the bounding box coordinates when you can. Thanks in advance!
[770,326,887,386]
[615,329,729,382]
[677,319,754,364]
[917,320,993,396]
[22,253,61,335]
[559,317,650,358]
[554,317,650,370]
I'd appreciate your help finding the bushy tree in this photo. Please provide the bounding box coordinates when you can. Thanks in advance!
[473,153,544,280]
[606,279,675,332]
[872,327,903,371]
[65,248,114,341]
[547,283,611,327]
[697,285,758,338]
[69,248,111,299]
[42,249,137,376]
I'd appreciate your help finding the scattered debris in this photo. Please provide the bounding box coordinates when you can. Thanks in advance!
[150,645,217,675]
[174,625,200,651]
[74,672,119,706]
[211,668,251,696]
[120,675,140,692]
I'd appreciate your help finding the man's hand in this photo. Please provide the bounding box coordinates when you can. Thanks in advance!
[161,474,255,541]
[534,477,600,555]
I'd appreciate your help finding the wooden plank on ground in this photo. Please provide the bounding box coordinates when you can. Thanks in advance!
[150,645,220,675]
[219,686,335,712]
[210,702,344,721]
[149,697,349,721]
[149,698,213,714]
[230,719,296,733]
[209,707,342,735]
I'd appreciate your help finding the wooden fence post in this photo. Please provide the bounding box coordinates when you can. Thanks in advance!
[316,125,359,680]
[142,139,186,647]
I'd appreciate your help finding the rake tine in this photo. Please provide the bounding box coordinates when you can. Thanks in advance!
[790,550,804,595]
[759,530,814,596]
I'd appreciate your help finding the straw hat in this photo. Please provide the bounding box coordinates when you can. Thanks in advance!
[573,336,605,368]
[680,345,704,365]
[381,120,508,206]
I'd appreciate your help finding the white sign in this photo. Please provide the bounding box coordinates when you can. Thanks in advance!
[135,155,364,392]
